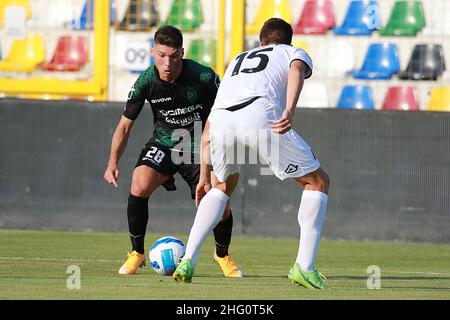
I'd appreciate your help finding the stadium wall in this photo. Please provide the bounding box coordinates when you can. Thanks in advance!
[1,99,449,243]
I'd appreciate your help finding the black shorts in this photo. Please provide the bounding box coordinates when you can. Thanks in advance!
[135,141,200,200]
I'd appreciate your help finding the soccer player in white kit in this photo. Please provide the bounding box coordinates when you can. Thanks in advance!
[173,18,330,289]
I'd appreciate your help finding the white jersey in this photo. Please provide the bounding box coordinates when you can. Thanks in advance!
[212,44,313,111]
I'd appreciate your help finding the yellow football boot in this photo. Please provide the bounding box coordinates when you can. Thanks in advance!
[213,251,243,278]
[118,251,146,275]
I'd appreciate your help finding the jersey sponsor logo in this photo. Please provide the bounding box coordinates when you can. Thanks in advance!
[151,97,172,104]
[158,104,203,117]
[165,112,201,126]
[285,164,299,174]
[187,91,197,104]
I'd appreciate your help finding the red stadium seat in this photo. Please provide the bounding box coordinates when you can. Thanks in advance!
[41,35,88,72]
[382,86,420,111]
[294,0,335,35]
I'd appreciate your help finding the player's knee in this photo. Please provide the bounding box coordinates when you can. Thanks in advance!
[300,168,330,194]
[309,169,329,194]
[130,183,152,198]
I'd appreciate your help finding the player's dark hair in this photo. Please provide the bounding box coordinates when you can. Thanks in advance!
[259,18,293,46]
[154,25,183,48]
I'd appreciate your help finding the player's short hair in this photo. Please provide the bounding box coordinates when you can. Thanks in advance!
[154,25,183,48]
[259,18,293,46]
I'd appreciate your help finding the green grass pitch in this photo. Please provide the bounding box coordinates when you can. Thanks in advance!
[1,229,450,300]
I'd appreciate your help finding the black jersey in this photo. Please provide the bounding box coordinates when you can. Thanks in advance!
[123,59,220,154]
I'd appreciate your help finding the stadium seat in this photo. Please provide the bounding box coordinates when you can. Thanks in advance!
[68,0,115,29]
[336,85,374,109]
[314,41,355,78]
[333,0,380,36]
[381,86,420,110]
[294,0,335,35]
[110,0,117,24]
[292,40,310,55]
[117,0,158,32]
[422,0,450,35]
[297,81,329,108]
[41,36,88,72]
[353,43,400,80]
[246,0,292,35]
[164,0,203,32]
[186,39,216,69]
[380,1,425,36]
[426,86,450,112]
[0,0,31,28]
[398,44,446,81]
[67,0,93,30]
[0,34,45,72]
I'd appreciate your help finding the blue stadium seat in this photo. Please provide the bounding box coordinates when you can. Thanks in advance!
[68,0,93,30]
[68,0,116,30]
[333,0,380,36]
[353,43,400,80]
[336,85,374,109]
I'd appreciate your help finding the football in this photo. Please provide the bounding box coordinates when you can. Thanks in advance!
[149,236,185,276]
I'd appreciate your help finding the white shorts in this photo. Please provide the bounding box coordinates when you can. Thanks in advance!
[209,98,321,182]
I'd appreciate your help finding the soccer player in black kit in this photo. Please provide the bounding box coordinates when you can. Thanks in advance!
[104,25,242,277]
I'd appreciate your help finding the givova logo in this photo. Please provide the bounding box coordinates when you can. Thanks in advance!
[151,97,172,103]
[285,164,299,174]
[127,86,135,100]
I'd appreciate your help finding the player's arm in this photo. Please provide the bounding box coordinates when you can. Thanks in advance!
[105,68,148,187]
[104,116,135,187]
[195,119,212,207]
[271,59,307,134]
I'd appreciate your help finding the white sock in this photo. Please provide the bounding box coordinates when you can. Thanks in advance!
[296,190,328,273]
[183,188,229,266]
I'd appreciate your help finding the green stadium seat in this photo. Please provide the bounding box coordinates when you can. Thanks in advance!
[186,39,216,69]
[380,1,426,36]
[164,0,203,32]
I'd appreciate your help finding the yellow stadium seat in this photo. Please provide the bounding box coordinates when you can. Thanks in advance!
[0,0,31,28]
[292,40,310,55]
[426,87,450,112]
[0,34,45,72]
[246,0,292,35]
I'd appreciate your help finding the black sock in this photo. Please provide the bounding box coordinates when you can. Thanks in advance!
[127,194,149,254]
[213,210,233,258]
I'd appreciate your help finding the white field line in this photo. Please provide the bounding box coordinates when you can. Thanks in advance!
[0,256,211,266]
[0,256,122,263]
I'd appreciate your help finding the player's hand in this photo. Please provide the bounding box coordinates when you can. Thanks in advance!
[195,176,212,207]
[104,164,119,188]
[271,109,293,134]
